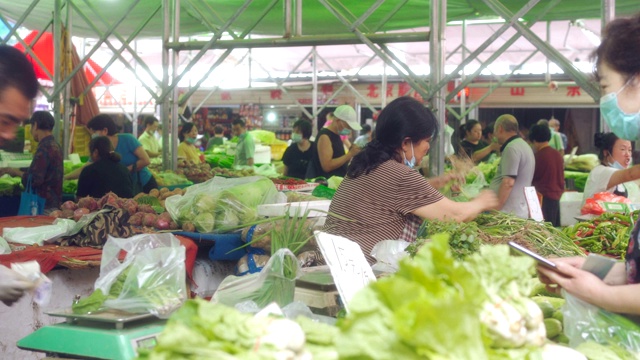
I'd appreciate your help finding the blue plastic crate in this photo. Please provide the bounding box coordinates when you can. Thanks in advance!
[172,231,246,261]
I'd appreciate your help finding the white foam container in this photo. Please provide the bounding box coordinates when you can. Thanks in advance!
[560,191,583,227]
[257,200,331,218]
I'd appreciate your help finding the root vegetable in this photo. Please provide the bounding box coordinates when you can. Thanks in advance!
[182,221,196,232]
[138,204,156,214]
[61,209,74,219]
[49,210,63,218]
[74,208,91,221]
[149,189,160,198]
[155,218,171,230]
[99,192,119,208]
[169,221,179,230]
[61,200,78,211]
[77,196,98,211]
[122,199,138,215]
[142,213,157,227]
[128,213,143,226]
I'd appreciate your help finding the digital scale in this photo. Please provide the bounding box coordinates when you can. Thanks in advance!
[294,266,344,317]
[17,308,166,359]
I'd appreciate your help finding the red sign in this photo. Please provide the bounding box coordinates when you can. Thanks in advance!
[398,82,411,97]
[270,90,282,100]
[321,84,334,95]
[367,84,379,98]
[221,92,231,101]
[510,87,525,96]
[566,86,581,97]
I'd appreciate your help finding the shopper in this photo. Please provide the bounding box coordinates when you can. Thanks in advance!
[323,97,498,264]
[282,119,314,179]
[537,119,564,155]
[582,132,640,204]
[539,14,640,316]
[232,118,255,167]
[77,136,134,199]
[0,45,39,306]
[138,115,161,158]
[354,124,372,148]
[595,13,640,141]
[206,125,226,150]
[66,114,157,193]
[306,105,361,178]
[178,122,204,164]
[549,118,568,151]
[1,111,63,210]
[489,114,535,219]
[455,120,498,163]
[528,124,564,227]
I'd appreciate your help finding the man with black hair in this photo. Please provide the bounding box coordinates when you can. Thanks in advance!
[529,124,564,226]
[0,45,39,146]
[138,115,161,158]
[232,118,254,166]
[0,45,40,306]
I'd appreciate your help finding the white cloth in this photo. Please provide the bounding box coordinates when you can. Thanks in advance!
[582,164,623,204]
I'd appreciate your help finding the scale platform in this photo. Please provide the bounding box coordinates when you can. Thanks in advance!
[18,308,166,360]
[294,266,342,317]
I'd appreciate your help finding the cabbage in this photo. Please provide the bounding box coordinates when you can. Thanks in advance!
[218,177,276,209]
[194,213,215,233]
[327,176,343,190]
[193,194,217,214]
[215,210,240,229]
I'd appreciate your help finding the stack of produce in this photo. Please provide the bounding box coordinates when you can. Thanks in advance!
[564,153,599,172]
[0,174,23,196]
[150,159,255,183]
[62,179,78,194]
[152,171,191,188]
[407,211,585,259]
[204,153,234,169]
[563,211,637,259]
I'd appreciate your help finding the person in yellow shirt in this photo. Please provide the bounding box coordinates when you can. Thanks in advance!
[178,123,203,164]
[138,116,161,158]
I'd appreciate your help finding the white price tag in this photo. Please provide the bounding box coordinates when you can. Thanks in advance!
[314,231,376,312]
[524,186,544,222]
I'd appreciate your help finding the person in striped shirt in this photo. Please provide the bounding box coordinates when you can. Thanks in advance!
[323,96,498,264]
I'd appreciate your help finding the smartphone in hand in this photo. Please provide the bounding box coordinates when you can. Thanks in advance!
[508,242,557,269]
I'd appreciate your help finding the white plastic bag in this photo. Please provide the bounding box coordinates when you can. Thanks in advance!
[2,218,76,246]
[212,248,300,309]
[94,233,187,318]
[0,236,11,254]
[371,240,410,273]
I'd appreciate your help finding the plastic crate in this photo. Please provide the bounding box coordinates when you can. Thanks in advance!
[172,231,246,261]
[73,126,91,157]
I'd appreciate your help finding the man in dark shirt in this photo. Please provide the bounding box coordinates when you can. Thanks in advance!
[529,124,565,226]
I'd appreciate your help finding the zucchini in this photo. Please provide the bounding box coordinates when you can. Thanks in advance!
[544,318,563,339]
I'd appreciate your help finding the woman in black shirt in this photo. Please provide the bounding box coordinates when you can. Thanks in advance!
[77,136,134,199]
[282,119,314,179]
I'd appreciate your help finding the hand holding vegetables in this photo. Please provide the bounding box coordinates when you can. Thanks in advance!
[537,261,612,310]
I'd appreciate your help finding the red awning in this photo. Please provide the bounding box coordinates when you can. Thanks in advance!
[14,30,120,86]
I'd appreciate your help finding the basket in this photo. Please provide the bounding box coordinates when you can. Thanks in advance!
[73,126,91,157]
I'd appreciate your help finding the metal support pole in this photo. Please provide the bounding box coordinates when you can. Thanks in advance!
[52,0,62,145]
[162,0,171,170]
[171,0,181,172]
[295,0,302,36]
[460,19,467,120]
[381,64,387,108]
[429,0,446,177]
[284,0,292,38]
[133,40,138,138]
[63,0,72,158]
[601,0,614,133]
[312,47,318,137]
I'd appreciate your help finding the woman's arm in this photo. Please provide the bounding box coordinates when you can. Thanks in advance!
[317,135,359,173]
[131,146,151,171]
[607,165,640,189]
[472,142,500,163]
[412,190,498,222]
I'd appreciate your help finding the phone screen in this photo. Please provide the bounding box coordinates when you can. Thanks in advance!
[508,242,557,269]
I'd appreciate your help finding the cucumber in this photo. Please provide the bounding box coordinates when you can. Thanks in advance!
[544,318,563,339]
[533,295,565,310]
[552,310,563,322]
[536,301,555,318]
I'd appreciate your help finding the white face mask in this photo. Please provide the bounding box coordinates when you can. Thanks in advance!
[403,142,416,168]
[600,83,640,140]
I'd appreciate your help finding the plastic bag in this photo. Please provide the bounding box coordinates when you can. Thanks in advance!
[212,248,300,309]
[563,291,640,357]
[581,192,631,215]
[370,240,410,273]
[11,261,52,306]
[459,170,487,199]
[94,233,187,318]
[0,236,10,254]
[241,218,319,252]
[165,176,278,233]
[236,252,271,276]
[3,218,76,246]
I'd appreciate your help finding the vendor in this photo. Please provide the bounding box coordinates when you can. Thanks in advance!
[323,97,498,264]
[306,105,361,178]
[206,125,226,150]
[1,111,63,210]
[232,119,255,167]
[65,114,157,194]
[456,120,498,163]
[539,13,640,317]
[138,116,161,158]
[282,119,314,179]
[178,122,204,164]
[76,136,133,199]
[582,132,640,204]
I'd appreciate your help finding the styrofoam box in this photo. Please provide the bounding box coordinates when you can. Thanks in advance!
[254,144,271,164]
[257,200,331,218]
[560,191,583,227]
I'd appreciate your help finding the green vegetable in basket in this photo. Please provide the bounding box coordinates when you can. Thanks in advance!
[194,212,215,233]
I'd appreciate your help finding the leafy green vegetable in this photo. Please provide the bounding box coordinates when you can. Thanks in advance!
[194,212,215,233]
[62,179,78,194]
[564,170,589,192]
[72,289,107,314]
[0,174,23,197]
[327,176,343,190]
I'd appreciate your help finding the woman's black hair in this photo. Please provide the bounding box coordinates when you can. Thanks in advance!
[30,111,55,131]
[347,96,439,178]
[594,132,620,162]
[292,119,312,139]
[179,122,195,142]
[528,124,551,143]
[458,120,480,140]
[87,114,118,135]
[593,13,640,82]
[90,136,121,163]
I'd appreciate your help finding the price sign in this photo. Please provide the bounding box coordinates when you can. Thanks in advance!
[524,186,544,222]
[315,231,376,312]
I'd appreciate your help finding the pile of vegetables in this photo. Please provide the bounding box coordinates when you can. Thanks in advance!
[204,153,234,169]
[137,298,339,359]
[152,171,191,187]
[466,157,500,184]
[564,153,599,172]
[0,174,23,196]
[337,235,546,359]
[62,179,78,194]
[564,170,589,192]
[563,212,638,259]
[408,211,585,259]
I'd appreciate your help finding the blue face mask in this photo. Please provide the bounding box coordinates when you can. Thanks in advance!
[600,84,640,141]
[609,161,626,170]
[403,142,416,168]
[91,133,100,139]
[339,128,351,136]
[186,137,196,144]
